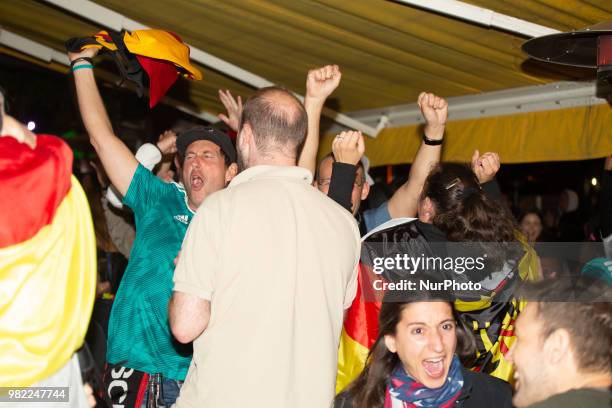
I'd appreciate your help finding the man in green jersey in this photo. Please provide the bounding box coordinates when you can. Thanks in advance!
[69,47,238,407]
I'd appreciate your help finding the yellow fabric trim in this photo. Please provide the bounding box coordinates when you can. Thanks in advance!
[517,236,542,282]
[469,297,524,383]
[455,296,492,312]
[92,30,118,51]
[0,177,96,387]
[336,328,370,394]
[456,235,541,313]
[319,104,612,167]
[487,298,525,383]
[82,44,105,50]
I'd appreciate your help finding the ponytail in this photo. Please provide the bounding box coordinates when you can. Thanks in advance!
[422,163,520,276]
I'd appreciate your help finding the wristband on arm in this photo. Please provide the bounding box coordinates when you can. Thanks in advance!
[70,57,93,68]
[422,133,443,146]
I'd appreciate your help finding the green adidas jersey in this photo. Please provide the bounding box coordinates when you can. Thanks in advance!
[107,164,193,380]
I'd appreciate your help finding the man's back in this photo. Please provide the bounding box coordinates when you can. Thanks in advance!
[174,165,360,408]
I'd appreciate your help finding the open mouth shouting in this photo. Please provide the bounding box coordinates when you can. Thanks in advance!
[190,171,204,191]
[422,356,447,379]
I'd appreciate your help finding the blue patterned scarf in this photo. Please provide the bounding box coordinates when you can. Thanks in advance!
[385,355,464,408]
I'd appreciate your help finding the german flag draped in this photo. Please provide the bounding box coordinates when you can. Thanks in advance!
[0,135,96,387]
[65,29,203,107]
[336,219,540,393]
[336,265,381,393]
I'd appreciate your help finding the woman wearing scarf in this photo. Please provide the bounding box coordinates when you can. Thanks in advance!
[337,160,540,391]
[335,290,512,408]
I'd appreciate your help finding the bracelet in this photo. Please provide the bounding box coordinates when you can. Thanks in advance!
[72,64,94,72]
[422,133,443,146]
[70,57,93,68]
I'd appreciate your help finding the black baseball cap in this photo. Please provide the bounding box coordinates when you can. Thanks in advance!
[176,126,237,163]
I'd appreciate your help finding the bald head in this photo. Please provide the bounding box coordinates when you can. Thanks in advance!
[239,86,308,156]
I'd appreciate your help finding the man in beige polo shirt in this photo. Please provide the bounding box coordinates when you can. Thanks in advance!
[169,86,361,408]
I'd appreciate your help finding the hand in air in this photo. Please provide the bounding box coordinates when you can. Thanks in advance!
[217,90,243,132]
[306,64,342,101]
[471,150,500,184]
[332,130,365,166]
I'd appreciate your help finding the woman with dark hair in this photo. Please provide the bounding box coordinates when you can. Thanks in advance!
[335,291,512,408]
[417,162,516,246]
[413,162,537,379]
[518,209,544,243]
[338,159,539,391]
[416,161,530,278]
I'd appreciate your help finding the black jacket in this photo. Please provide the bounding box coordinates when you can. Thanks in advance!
[334,366,513,408]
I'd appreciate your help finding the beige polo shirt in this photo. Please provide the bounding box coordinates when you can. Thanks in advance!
[173,165,360,408]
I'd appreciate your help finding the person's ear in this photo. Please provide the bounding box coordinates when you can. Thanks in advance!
[361,181,370,201]
[225,163,238,184]
[384,334,397,353]
[420,196,435,222]
[543,328,571,366]
[238,123,253,148]
[237,123,253,164]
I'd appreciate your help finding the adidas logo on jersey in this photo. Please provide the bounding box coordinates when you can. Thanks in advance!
[173,214,189,225]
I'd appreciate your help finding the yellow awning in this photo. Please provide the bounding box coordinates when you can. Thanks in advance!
[0,0,610,164]
[319,104,612,166]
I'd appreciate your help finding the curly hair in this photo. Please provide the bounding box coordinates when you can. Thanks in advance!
[419,163,522,277]
[422,163,515,242]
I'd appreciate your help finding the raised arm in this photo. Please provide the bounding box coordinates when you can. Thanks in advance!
[471,150,501,185]
[69,48,138,196]
[327,131,365,212]
[155,130,178,181]
[217,89,242,133]
[387,92,447,219]
[471,150,504,205]
[300,65,342,175]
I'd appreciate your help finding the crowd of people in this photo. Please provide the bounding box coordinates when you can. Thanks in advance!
[0,41,610,408]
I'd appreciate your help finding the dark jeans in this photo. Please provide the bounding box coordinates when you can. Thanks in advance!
[104,363,182,408]
[141,377,183,408]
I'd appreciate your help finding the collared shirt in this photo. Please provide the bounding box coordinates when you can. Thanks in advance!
[174,165,361,408]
